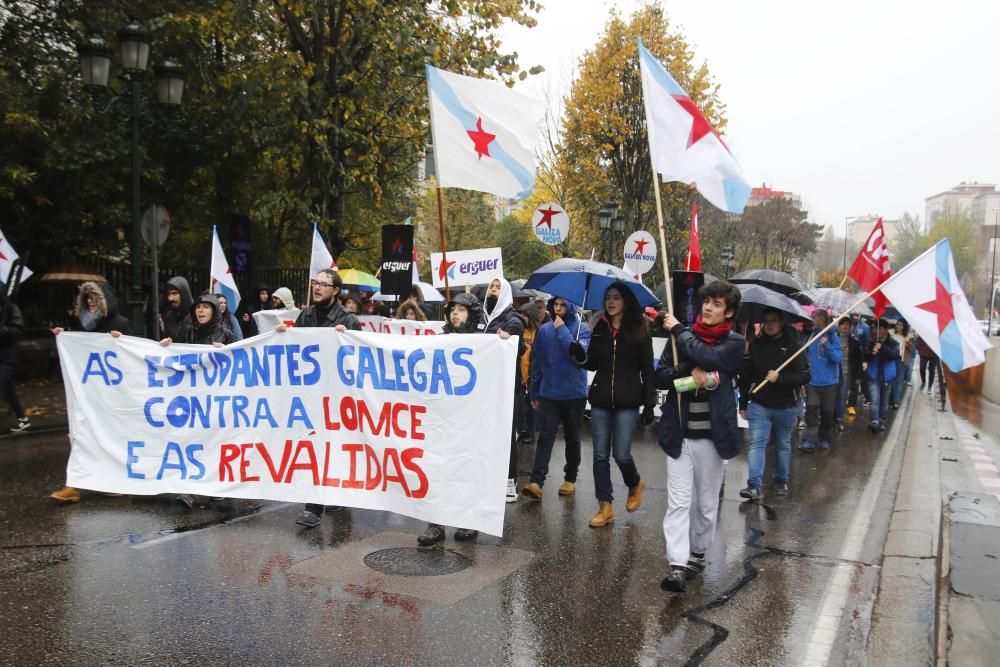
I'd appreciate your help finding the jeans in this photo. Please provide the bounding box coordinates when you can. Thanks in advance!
[589,407,641,502]
[834,368,850,421]
[746,402,798,486]
[891,361,911,405]
[804,384,838,446]
[868,379,891,423]
[530,398,585,486]
[0,363,25,420]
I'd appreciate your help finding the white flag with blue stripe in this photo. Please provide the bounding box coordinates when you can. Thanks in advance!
[638,38,751,214]
[210,226,241,312]
[426,65,543,200]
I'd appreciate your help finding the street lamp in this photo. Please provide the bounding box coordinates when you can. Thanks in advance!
[76,19,184,337]
[597,200,625,263]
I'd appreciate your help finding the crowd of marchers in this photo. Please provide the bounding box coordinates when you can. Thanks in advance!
[23,271,939,594]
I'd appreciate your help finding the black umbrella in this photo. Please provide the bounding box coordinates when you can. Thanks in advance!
[736,284,811,323]
[730,269,809,301]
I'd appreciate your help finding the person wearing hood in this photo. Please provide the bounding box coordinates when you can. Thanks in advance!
[417,292,485,545]
[865,320,900,432]
[214,293,244,342]
[161,276,193,341]
[239,283,273,338]
[50,281,131,503]
[0,283,30,433]
[521,297,591,501]
[275,268,361,528]
[341,291,365,314]
[395,298,427,321]
[271,286,297,310]
[799,309,842,452]
[159,295,234,508]
[516,301,543,444]
[480,277,526,502]
[737,308,811,500]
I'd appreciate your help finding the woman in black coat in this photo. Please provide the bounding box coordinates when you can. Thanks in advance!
[570,282,655,528]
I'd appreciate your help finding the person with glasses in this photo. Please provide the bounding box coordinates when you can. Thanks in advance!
[275,268,361,528]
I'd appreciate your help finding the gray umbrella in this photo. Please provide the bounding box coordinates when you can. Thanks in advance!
[736,284,812,323]
[730,269,809,301]
[799,288,874,318]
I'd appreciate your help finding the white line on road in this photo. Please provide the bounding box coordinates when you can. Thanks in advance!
[800,396,909,666]
[131,502,292,550]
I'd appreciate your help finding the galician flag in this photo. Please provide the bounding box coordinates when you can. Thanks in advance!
[881,239,991,372]
[210,226,241,312]
[0,228,32,284]
[686,202,702,271]
[426,65,544,200]
[310,223,337,279]
[848,218,891,318]
[637,39,752,214]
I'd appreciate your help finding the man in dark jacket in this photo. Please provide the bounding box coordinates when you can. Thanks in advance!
[0,284,29,432]
[275,268,361,528]
[737,308,810,500]
[655,280,744,593]
[161,276,193,341]
[240,283,272,338]
[480,277,525,502]
[522,297,591,500]
[866,320,900,432]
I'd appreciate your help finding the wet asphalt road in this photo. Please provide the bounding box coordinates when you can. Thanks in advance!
[0,396,913,666]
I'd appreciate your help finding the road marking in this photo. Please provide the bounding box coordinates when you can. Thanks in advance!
[801,392,908,665]
[131,502,292,550]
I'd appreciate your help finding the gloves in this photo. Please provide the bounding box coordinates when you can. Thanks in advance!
[640,404,657,426]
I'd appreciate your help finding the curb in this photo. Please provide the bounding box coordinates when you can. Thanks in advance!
[0,423,68,442]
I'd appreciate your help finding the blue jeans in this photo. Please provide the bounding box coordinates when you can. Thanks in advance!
[891,361,911,405]
[589,407,641,502]
[834,368,850,421]
[868,379,891,423]
[746,403,798,487]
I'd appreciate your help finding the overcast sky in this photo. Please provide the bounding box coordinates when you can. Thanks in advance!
[499,0,1000,233]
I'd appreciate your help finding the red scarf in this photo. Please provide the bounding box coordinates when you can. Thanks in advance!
[691,314,732,345]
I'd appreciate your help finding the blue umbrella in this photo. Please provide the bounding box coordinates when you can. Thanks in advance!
[524,258,660,311]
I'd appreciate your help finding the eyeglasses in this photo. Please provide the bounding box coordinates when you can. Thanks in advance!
[310,280,335,288]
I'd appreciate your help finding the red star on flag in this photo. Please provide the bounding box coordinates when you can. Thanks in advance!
[535,207,559,228]
[467,117,496,159]
[438,258,456,281]
[916,279,956,334]
[634,239,650,254]
[672,96,721,149]
[0,238,7,262]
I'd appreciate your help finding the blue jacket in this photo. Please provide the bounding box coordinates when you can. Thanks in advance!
[806,329,842,387]
[655,324,745,460]
[865,335,900,382]
[530,301,591,401]
[851,320,871,351]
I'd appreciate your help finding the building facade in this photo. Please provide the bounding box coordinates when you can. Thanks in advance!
[925,182,997,228]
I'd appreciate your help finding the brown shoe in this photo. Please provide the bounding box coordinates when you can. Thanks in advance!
[558,481,576,496]
[626,479,645,512]
[50,487,81,503]
[521,482,543,500]
[589,501,615,528]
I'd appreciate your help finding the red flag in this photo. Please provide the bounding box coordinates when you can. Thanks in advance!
[847,218,892,317]
[685,202,701,271]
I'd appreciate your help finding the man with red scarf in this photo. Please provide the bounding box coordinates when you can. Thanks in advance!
[654,280,744,593]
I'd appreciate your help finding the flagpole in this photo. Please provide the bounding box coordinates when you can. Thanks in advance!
[436,185,451,301]
[209,226,216,294]
[650,173,683,414]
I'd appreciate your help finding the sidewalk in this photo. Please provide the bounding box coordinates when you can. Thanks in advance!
[0,377,68,440]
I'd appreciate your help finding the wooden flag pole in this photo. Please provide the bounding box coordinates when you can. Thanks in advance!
[435,186,451,302]
[650,174,682,413]
[751,280,891,395]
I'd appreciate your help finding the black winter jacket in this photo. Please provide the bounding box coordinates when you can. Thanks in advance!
[655,324,745,460]
[294,300,361,330]
[69,282,132,335]
[161,276,193,340]
[738,326,810,410]
[578,317,655,411]
[0,293,24,364]
[175,295,235,346]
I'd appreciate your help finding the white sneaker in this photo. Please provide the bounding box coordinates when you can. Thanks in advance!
[10,417,30,433]
[506,478,518,503]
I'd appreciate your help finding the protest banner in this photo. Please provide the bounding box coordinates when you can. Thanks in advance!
[253,309,301,332]
[429,247,503,288]
[57,329,518,535]
[358,316,445,336]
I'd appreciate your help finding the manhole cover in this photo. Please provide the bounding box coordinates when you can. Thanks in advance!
[363,547,472,576]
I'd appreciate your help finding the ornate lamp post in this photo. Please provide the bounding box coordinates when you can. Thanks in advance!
[597,200,626,264]
[76,19,184,336]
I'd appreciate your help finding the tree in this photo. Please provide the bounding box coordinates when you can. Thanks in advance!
[560,1,726,278]
[891,212,926,270]
[926,203,978,287]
